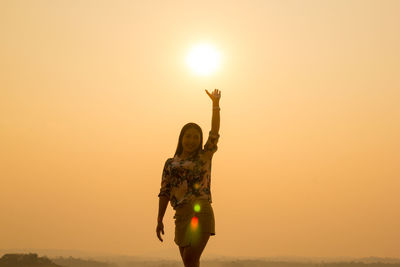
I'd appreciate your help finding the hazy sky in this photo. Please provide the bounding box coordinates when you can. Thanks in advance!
[1,0,399,259]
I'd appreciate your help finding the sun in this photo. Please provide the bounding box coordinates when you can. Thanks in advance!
[186,43,221,76]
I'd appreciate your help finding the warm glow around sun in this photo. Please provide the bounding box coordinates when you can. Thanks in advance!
[186,43,221,76]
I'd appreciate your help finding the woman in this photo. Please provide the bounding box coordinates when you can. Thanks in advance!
[156,89,221,267]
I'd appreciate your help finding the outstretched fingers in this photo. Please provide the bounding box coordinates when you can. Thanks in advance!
[213,89,221,98]
[205,89,221,101]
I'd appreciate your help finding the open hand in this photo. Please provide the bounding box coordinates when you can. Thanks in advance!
[156,221,164,242]
[205,89,221,103]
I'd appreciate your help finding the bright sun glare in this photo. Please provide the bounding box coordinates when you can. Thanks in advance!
[186,43,221,76]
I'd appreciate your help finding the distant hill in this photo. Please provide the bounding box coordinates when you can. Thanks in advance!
[199,260,400,267]
[0,254,116,267]
[2,252,400,267]
[0,253,60,267]
[51,256,117,267]
[116,259,400,267]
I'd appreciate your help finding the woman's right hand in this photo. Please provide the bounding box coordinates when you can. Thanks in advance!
[205,89,221,104]
[156,221,164,242]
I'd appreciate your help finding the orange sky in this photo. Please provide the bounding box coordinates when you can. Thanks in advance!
[1,0,399,259]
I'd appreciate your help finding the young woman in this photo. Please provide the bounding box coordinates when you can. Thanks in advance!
[156,89,221,267]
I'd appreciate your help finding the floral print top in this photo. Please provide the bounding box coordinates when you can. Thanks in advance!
[158,131,220,209]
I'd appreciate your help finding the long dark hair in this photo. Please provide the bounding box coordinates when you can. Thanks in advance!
[174,122,203,158]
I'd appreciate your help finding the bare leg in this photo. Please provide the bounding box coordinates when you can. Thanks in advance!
[179,246,185,262]
[181,233,210,267]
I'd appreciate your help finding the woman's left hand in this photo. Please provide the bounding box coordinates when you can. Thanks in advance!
[156,221,165,242]
[205,89,221,103]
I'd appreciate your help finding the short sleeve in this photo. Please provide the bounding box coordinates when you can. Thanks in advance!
[158,159,172,198]
[203,131,220,157]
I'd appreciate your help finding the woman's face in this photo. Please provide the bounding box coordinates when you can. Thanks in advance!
[181,128,201,154]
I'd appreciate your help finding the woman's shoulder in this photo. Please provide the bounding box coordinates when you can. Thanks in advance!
[198,149,213,161]
[164,157,175,166]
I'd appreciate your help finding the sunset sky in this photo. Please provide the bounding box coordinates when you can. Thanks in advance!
[1,0,399,259]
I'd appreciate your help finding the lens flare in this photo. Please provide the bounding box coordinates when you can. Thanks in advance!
[191,216,199,230]
[194,204,201,212]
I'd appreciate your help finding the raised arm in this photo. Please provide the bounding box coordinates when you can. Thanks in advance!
[205,89,221,135]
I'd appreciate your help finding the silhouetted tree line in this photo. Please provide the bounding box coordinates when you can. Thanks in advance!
[114,259,400,267]
[116,260,400,267]
[0,253,60,267]
[51,256,117,267]
[200,260,400,267]
[117,260,180,267]
[2,254,400,267]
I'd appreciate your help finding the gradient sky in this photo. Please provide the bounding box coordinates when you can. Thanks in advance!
[1,0,399,259]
